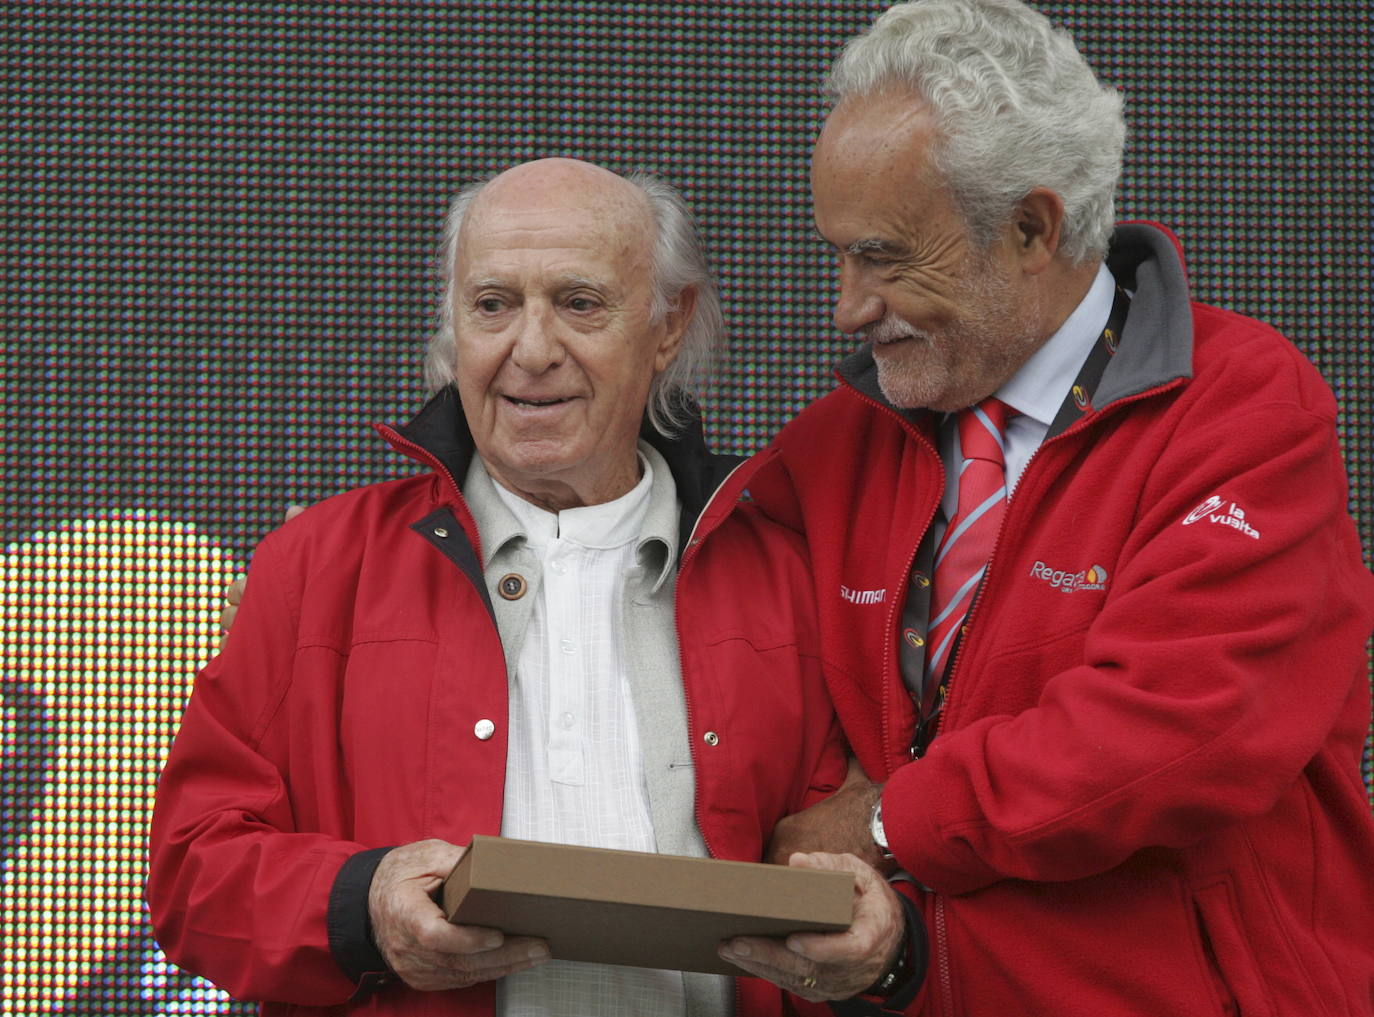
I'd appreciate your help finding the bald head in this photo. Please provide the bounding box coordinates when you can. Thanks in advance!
[465,159,655,251]
[457,160,657,313]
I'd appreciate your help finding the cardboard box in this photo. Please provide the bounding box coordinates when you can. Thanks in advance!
[441,835,854,975]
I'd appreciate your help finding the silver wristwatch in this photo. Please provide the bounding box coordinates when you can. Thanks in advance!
[870,797,894,860]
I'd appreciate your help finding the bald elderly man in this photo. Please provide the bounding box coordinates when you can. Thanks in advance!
[147,160,917,1017]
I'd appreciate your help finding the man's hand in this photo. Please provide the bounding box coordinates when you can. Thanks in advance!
[718,852,906,1002]
[369,839,550,991]
[767,767,890,873]
[217,505,306,649]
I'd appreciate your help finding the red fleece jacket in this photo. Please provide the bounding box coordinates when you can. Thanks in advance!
[752,223,1374,1017]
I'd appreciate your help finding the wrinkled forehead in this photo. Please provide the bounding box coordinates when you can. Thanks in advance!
[456,184,655,292]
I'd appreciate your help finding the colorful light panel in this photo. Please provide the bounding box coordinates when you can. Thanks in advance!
[3,2,1371,1012]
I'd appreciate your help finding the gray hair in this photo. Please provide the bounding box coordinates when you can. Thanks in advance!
[825,0,1124,264]
[424,170,724,435]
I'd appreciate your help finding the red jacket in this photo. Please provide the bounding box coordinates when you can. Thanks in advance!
[752,223,1374,1017]
[147,393,848,1016]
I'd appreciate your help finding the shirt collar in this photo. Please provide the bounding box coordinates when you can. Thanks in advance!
[494,456,654,552]
[635,441,679,593]
[996,262,1115,427]
[461,441,679,593]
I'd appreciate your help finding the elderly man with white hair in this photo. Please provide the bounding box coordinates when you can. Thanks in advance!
[729,1,1374,1015]
[147,158,920,1017]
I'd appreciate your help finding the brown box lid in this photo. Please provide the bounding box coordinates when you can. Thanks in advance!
[441,835,854,975]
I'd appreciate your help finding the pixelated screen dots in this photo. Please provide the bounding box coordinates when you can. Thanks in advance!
[0,514,240,1014]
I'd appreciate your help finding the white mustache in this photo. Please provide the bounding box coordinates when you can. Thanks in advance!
[863,314,927,344]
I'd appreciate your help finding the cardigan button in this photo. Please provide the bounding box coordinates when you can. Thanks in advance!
[433,526,449,538]
[473,719,496,741]
[498,573,527,600]
[911,570,930,588]
[703,731,720,746]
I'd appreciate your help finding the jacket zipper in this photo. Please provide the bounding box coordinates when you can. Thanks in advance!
[676,459,754,1017]
[924,378,1184,1017]
[833,384,944,771]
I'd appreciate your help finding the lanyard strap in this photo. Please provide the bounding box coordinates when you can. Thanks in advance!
[901,283,1133,758]
[1045,283,1132,439]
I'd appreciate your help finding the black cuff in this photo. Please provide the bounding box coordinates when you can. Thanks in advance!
[827,890,927,1016]
[327,846,397,995]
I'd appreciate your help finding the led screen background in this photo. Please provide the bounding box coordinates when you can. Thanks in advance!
[3,2,1371,1012]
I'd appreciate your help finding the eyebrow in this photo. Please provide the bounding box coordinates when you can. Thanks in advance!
[811,225,904,258]
[461,274,611,294]
[844,237,903,257]
[464,277,509,292]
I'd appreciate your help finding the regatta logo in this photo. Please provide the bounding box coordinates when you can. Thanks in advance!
[840,584,887,605]
[1029,561,1110,593]
[1182,495,1261,540]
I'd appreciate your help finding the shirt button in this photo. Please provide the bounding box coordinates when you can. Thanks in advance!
[703,731,720,746]
[498,574,527,600]
[473,719,495,741]
[560,638,575,654]
[550,559,566,574]
[560,712,575,729]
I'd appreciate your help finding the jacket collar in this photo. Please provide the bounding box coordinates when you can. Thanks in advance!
[379,386,745,556]
[835,221,1195,421]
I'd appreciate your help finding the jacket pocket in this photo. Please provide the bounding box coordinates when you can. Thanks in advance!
[1191,879,1275,1017]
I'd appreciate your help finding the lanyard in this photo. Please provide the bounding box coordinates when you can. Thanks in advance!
[903,284,1133,758]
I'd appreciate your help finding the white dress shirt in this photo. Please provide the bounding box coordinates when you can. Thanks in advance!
[940,262,1117,519]
[492,455,690,1017]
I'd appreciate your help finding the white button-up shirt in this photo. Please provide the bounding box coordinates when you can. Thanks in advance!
[489,455,692,1017]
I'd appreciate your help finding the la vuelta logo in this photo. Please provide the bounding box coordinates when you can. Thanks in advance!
[1182,495,1261,540]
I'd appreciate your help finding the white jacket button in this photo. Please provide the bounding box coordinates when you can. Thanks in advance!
[474,719,496,741]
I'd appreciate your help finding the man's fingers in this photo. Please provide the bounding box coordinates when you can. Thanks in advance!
[411,917,547,970]
[411,913,501,955]
[217,576,248,650]
[449,933,550,974]
[722,852,905,1001]
[369,840,556,991]
[226,576,246,606]
[718,938,827,1002]
[398,924,550,991]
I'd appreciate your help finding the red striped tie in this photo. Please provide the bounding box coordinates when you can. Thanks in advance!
[926,398,1014,682]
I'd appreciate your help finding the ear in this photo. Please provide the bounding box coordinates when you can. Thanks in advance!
[1012,187,1068,274]
[654,286,696,373]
